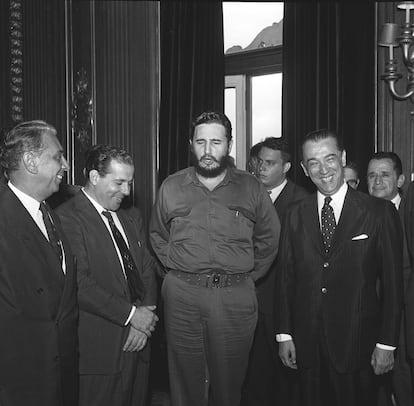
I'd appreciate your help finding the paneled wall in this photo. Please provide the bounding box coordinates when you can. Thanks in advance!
[377,2,414,186]
[0,0,159,224]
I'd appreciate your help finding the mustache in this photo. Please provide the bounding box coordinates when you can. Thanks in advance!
[200,154,219,163]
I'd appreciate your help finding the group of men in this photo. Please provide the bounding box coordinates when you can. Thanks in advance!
[0,112,413,406]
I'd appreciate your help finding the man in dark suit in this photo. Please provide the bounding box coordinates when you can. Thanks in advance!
[56,145,158,406]
[404,181,414,391]
[242,137,307,406]
[0,120,78,406]
[276,129,403,406]
[367,152,413,406]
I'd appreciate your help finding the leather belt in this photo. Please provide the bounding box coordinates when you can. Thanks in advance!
[170,269,250,288]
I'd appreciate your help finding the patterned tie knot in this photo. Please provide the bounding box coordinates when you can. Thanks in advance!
[324,196,332,205]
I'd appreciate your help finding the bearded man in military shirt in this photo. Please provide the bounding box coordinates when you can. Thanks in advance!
[150,111,280,406]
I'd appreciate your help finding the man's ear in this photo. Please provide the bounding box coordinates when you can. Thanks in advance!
[283,162,291,175]
[228,139,233,155]
[397,174,405,189]
[22,152,38,174]
[300,162,309,177]
[89,169,100,186]
[341,150,347,167]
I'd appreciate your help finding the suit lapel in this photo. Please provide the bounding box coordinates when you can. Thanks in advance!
[5,188,65,284]
[75,192,128,291]
[329,188,364,258]
[303,194,325,256]
[117,210,143,269]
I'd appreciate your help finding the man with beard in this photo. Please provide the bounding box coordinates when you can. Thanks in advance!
[150,111,280,406]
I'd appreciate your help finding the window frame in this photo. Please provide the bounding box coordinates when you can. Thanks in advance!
[225,45,283,169]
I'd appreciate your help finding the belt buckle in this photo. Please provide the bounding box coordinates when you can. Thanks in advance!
[211,273,221,288]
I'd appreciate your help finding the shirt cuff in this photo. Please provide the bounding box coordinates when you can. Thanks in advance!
[124,305,136,325]
[275,333,293,342]
[376,343,396,351]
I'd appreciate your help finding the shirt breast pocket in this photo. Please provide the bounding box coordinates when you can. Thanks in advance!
[167,208,193,243]
[226,205,256,241]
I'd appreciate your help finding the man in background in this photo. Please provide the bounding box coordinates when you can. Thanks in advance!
[242,137,307,406]
[367,151,413,406]
[150,111,280,406]
[344,161,360,189]
[277,129,403,406]
[0,120,78,406]
[247,141,262,176]
[57,145,158,406]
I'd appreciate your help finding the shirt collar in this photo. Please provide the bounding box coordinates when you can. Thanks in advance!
[8,180,42,218]
[391,193,402,210]
[184,166,235,186]
[268,179,287,203]
[82,188,115,215]
[317,181,348,209]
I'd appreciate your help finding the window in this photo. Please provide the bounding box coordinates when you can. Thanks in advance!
[223,2,283,170]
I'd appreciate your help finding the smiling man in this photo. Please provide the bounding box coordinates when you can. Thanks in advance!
[276,129,403,406]
[0,120,78,406]
[367,152,413,406]
[150,111,280,406]
[56,145,158,406]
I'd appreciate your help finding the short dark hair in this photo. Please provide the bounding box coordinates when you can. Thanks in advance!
[345,161,359,176]
[369,151,403,177]
[190,111,232,142]
[249,142,262,160]
[260,137,291,164]
[301,129,344,159]
[0,120,56,172]
[84,144,133,179]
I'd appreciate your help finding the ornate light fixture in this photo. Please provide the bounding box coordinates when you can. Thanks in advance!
[379,2,414,102]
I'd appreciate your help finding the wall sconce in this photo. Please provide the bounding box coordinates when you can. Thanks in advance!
[379,2,414,102]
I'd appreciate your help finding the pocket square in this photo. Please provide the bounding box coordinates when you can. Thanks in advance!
[351,234,368,241]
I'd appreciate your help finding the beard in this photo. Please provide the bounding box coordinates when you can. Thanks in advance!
[192,152,231,178]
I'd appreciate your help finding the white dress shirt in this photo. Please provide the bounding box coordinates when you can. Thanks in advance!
[268,179,287,204]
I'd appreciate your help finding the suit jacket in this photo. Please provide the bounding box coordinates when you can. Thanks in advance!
[0,185,78,406]
[56,190,158,374]
[256,180,308,315]
[403,182,414,358]
[276,187,403,373]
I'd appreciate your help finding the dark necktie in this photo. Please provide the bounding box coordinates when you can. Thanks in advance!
[102,211,144,302]
[321,196,336,254]
[40,202,63,265]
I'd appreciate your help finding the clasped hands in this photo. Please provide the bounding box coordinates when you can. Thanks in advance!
[123,305,159,352]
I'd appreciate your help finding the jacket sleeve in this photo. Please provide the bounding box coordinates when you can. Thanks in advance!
[251,183,281,280]
[275,207,295,336]
[378,200,403,347]
[149,182,170,269]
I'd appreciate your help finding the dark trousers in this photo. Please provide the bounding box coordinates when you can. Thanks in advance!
[162,271,258,406]
[392,313,414,406]
[299,334,378,406]
[79,349,149,406]
[241,312,299,406]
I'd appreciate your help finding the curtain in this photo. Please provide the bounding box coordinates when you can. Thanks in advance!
[283,2,375,192]
[159,1,224,184]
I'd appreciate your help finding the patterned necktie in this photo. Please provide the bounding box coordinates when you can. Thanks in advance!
[102,211,144,302]
[40,202,63,265]
[321,196,336,254]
